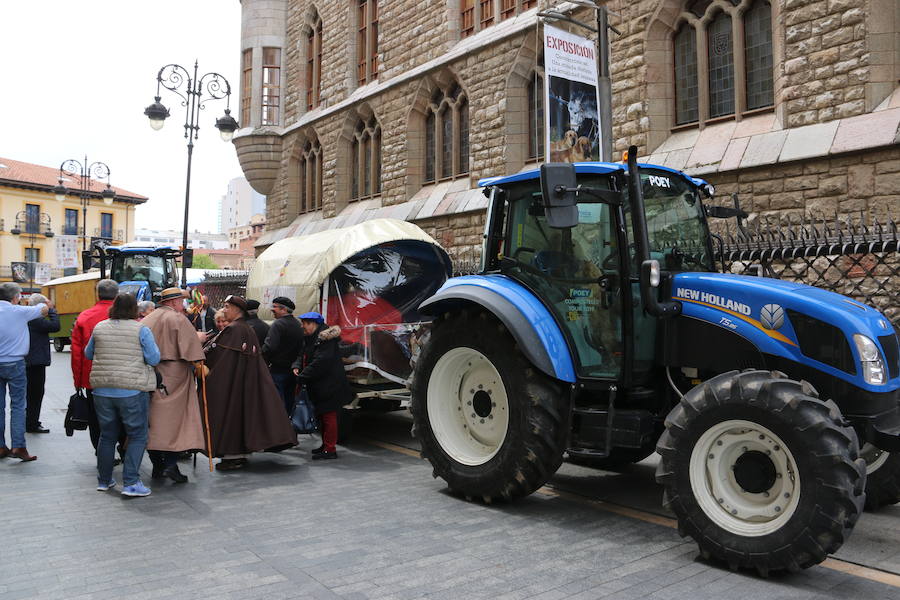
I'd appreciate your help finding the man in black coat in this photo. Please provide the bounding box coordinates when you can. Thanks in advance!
[262,296,304,414]
[25,294,60,433]
[244,299,270,346]
[292,312,353,460]
[190,295,216,334]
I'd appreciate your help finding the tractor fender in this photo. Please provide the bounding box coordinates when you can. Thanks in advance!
[419,275,576,383]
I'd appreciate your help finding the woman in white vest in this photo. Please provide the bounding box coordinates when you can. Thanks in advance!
[84,293,161,497]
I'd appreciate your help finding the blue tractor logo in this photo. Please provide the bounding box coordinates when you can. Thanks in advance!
[760,304,784,330]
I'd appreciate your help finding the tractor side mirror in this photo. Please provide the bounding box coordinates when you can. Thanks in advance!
[540,163,579,229]
[181,248,194,268]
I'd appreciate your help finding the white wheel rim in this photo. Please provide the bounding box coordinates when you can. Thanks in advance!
[861,443,889,474]
[689,419,801,537]
[426,347,510,466]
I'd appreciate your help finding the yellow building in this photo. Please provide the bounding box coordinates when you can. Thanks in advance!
[0,157,148,292]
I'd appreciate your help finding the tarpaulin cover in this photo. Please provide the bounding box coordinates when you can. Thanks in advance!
[246,218,451,383]
[248,218,450,317]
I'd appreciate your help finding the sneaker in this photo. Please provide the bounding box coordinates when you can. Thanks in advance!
[311,445,325,455]
[312,451,338,460]
[121,481,152,497]
[97,479,117,492]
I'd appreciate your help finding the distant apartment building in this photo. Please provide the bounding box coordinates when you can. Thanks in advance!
[219,177,266,234]
[133,228,229,250]
[228,213,266,268]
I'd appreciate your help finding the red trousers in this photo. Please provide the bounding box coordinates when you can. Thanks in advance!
[320,411,337,453]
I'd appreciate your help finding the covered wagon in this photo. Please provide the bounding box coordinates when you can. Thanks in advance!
[247,218,452,408]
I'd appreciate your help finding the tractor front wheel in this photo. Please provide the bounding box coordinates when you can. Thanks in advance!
[861,444,900,510]
[410,310,568,502]
[656,370,865,575]
[53,338,67,353]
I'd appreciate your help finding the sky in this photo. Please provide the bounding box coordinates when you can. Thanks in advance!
[0,1,244,234]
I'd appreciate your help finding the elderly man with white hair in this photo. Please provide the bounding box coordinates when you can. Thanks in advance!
[0,282,49,461]
[25,293,60,434]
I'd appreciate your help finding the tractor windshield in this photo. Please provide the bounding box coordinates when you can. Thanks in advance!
[627,170,714,272]
[110,254,175,292]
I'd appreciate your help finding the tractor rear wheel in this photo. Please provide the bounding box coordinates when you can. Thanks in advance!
[53,338,67,353]
[861,445,900,510]
[410,309,568,501]
[656,370,865,575]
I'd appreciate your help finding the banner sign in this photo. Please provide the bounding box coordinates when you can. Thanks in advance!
[10,262,30,283]
[543,24,601,163]
[34,263,52,285]
[55,235,79,269]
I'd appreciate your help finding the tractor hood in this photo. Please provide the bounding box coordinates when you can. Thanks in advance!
[671,272,899,393]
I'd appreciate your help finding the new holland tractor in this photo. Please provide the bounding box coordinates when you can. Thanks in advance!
[410,146,900,575]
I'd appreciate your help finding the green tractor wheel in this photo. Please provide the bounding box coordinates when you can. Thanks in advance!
[410,309,568,502]
[656,370,865,575]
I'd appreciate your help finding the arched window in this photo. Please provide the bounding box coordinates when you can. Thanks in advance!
[744,0,773,110]
[351,117,382,200]
[299,136,323,214]
[356,0,379,86]
[460,0,537,38]
[306,14,323,111]
[673,0,773,126]
[424,84,469,183]
[527,70,544,160]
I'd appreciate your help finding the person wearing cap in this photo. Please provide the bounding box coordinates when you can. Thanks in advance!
[140,287,207,483]
[292,312,353,460]
[244,299,270,346]
[203,295,296,470]
[261,296,304,414]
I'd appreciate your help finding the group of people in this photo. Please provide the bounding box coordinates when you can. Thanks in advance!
[0,278,353,499]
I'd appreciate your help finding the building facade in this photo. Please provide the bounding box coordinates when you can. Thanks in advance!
[0,157,147,290]
[133,228,230,250]
[235,0,899,259]
[219,176,268,234]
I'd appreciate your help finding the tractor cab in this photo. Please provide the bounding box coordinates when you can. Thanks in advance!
[83,245,187,302]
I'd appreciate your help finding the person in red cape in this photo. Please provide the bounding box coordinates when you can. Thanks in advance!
[202,295,296,470]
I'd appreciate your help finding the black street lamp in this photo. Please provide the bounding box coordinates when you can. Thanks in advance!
[144,61,238,286]
[53,157,116,258]
[10,210,54,293]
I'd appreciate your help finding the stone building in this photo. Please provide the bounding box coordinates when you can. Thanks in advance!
[235,0,899,259]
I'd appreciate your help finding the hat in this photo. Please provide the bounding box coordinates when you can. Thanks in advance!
[224,295,248,311]
[246,299,261,310]
[299,311,324,323]
[272,296,295,311]
[160,287,185,302]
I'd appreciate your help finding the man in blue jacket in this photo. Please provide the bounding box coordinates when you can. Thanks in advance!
[0,282,49,461]
[25,293,60,434]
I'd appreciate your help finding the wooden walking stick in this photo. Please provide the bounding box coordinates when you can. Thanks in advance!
[199,363,214,472]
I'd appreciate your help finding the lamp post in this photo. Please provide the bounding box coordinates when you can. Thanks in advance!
[539,0,619,162]
[52,157,116,259]
[143,61,239,286]
[10,210,54,293]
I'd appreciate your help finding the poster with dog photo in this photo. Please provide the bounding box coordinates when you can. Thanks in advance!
[543,24,602,163]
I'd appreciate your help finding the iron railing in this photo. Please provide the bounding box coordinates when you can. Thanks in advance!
[196,270,250,308]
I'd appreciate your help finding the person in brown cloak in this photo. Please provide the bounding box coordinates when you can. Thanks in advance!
[141,287,207,483]
[204,295,297,471]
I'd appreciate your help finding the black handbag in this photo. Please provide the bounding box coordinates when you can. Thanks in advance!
[291,386,318,434]
[64,389,91,436]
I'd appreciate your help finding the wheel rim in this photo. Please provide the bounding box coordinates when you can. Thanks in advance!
[426,347,510,466]
[689,419,801,537]
[860,443,889,474]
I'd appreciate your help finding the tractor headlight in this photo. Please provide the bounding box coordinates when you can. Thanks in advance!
[853,334,886,385]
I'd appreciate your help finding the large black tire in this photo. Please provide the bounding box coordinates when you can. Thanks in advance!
[53,338,67,353]
[337,407,354,444]
[656,370,866,575]
[862,447,900,510]
[410,309,568,501]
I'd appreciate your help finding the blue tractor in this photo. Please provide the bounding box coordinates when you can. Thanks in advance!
[86,244,188,301]
[410,147,900,574]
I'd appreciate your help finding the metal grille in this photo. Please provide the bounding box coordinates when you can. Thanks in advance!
[198,271,250,309]
[716,214,900,329]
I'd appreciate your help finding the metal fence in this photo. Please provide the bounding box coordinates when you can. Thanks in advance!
[716,214,900,329]
[197,270,250,309]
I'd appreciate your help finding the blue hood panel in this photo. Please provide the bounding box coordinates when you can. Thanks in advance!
[672,272,899,392]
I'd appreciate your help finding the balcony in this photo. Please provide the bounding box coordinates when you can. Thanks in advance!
[92,228,125,242]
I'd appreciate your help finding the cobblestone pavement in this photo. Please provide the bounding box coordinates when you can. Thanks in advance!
[1,355,899,600]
